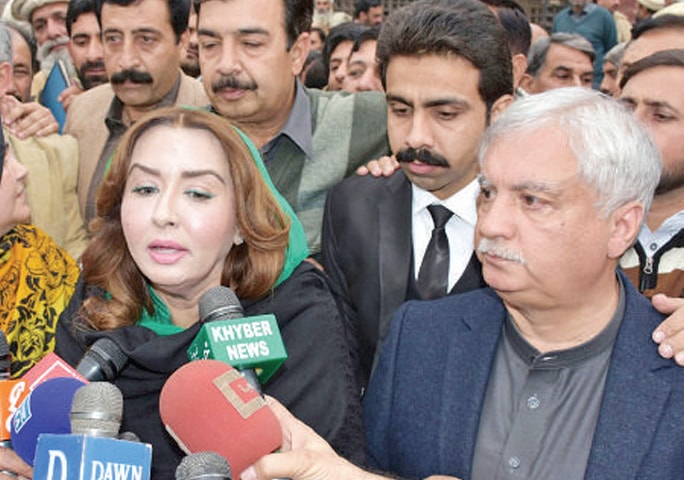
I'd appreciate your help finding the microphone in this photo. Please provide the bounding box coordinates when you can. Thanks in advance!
[76,337,129,381]
[70,382,123,438]
[0,331,10,380]
[10,377,86,465]
[0,331,19,448]
[176,451,232,480]
[32,382,152,479]
[188,287,287,392]
[160,359,282,476]
[1,351,89,449]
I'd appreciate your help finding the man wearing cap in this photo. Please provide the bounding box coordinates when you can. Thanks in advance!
[552,0,617,88]
[11,0,73,100]
[637,0,665,22]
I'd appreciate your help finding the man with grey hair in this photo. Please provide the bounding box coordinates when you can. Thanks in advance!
[552,0,617,88]
[600,41,627,95]
[0,21,87,259]
[243,88,684,480]
[520,32,596,93]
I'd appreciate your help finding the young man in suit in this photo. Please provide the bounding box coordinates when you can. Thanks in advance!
[321,0,513,384]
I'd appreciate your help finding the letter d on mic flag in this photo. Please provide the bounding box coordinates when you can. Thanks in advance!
[33,434,152,480]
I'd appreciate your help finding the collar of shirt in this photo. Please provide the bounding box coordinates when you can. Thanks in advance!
[504,273,625,369]
[411,177,479,225]
[105,73,182,133]
[411,178,479,289]
[260,80,313,163]
[570,2,596,17]
[637,209,684,255]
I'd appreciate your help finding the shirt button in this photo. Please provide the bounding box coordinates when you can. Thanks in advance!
[508,456,521,469]
[527,394,540,410]
[650,243,658,251]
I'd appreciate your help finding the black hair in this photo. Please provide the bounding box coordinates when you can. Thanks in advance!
[354,0,381,18]
[97,0,190,43]
[67,0,98,36]
[377,0,513,112]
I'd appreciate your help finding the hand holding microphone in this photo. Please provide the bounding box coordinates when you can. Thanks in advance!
[240,397,379,480]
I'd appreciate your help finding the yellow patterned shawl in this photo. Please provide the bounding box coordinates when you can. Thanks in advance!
[0,224,79,377]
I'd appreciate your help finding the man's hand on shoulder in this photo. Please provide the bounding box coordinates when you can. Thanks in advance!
[356,155,400,177]
[651,294,684,365]
[1,95,59,138]
[58,83,85,112]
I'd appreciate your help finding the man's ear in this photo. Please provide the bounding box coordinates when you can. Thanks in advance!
[511,53,528,90]
[0,62,12,94]
[289,32,311,77]
[519,72,537,94]
[489,94,514,123]
[607,201,644,259]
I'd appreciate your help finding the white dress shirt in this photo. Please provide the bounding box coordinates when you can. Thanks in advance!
[412,178,479,292]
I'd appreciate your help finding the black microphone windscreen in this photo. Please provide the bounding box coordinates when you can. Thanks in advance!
[76,337,128,381]
[199,286,243,323]
[70,382,123,437]
[175,451,232,480]
[0,331,10,377]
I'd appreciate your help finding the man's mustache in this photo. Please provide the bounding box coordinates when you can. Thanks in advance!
[110,69,153,85]
[396,148,450,168]
[211,74,257,93]
[37,36,70,59]
[477,238,526,265]
[80,60,105,74]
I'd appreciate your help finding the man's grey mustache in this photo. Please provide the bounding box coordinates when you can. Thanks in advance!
[477,238,526,265]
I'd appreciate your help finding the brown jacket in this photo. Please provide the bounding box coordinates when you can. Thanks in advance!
[64,73,209,219]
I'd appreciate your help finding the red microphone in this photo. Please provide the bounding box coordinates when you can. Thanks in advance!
[159,360,282,476]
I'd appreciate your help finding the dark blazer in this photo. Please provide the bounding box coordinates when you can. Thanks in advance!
[55,263,365,478]
[322,172,485,383]
[364,271,684,480]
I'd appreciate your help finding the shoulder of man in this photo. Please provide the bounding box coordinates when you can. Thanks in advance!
[328,169,407,210]
[306,87,386,113]
[64,83,115,132]
[7,130,79,160]
[177,72,210,107]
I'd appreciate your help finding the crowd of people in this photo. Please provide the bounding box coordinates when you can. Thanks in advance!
[1,0,684,478]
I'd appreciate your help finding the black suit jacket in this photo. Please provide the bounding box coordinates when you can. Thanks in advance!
[322,171,485,384]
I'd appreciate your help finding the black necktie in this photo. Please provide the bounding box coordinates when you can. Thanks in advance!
[417,205,453,300]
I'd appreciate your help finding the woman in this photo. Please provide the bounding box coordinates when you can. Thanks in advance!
[55,107,363,477]
[0,123,79,379]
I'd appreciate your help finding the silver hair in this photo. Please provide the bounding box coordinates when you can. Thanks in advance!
[604,41,627,67]
[0,24,12,65]
[478,87,662,217]
[526,32,596,77]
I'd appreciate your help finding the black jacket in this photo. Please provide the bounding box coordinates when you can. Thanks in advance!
[55,262,364,478]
